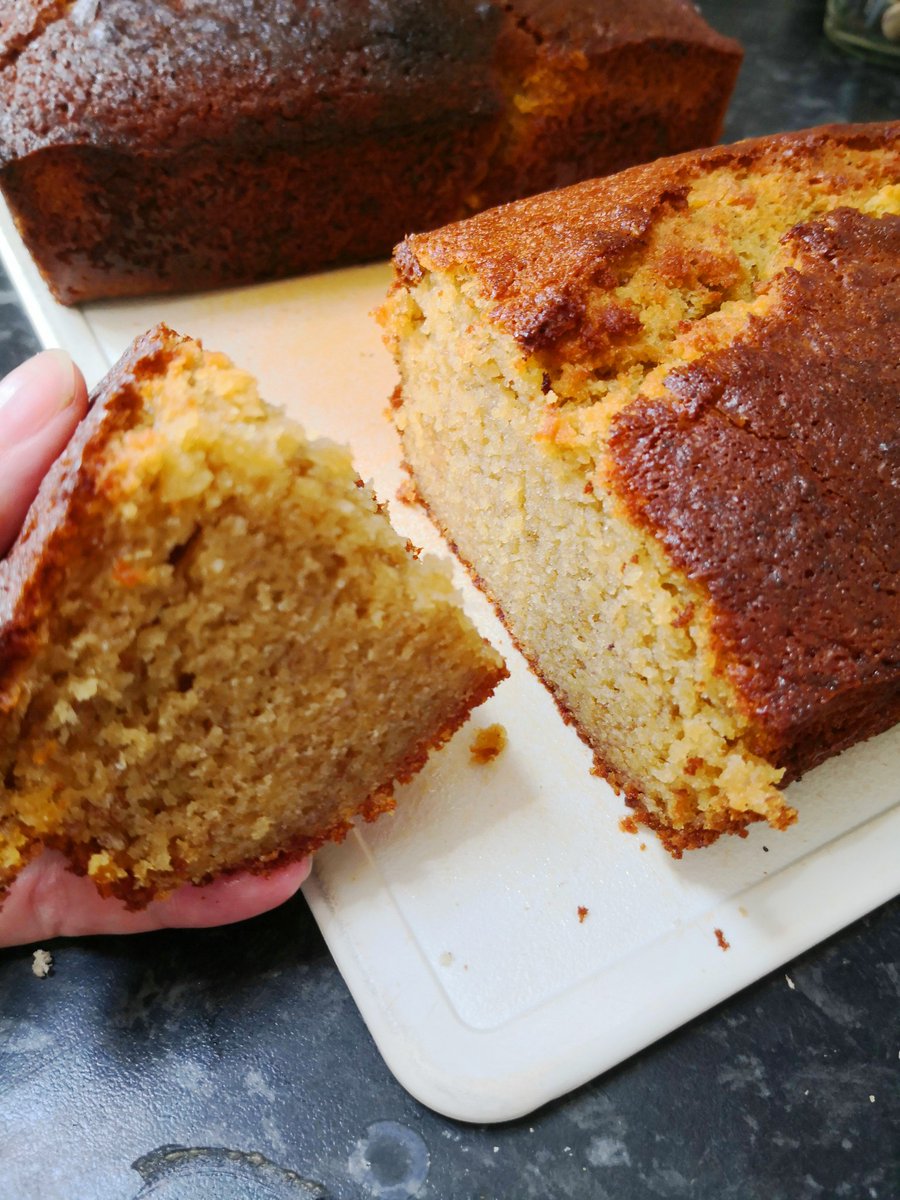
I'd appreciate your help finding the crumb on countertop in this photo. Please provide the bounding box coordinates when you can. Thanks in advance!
[469,723,507,764]
[396,477,419,506]
[619,815,638,834]
[714,928,730,952]
[32,949,53,978]
[577,906,589,924]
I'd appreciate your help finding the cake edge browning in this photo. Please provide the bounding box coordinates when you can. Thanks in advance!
[0,0,742,302]
[0,325,193,896]
[394,122,899,360]
[604,206,900,783]
[0,325,180,717]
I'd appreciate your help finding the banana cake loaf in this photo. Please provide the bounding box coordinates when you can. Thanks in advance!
[0,326,506,904]
[0,0,740,303]
[381,122,900,854]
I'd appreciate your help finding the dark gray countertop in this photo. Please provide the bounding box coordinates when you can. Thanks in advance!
[1,3,898,1197]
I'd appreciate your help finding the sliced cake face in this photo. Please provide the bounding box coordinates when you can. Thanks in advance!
[382,123,900,853]
[0,327,505,903]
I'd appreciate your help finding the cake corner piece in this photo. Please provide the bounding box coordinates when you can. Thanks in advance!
[0,324,506,905]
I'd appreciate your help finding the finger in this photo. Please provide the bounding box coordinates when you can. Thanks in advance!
[151,858,312,930]
[0,349,89,555]
[0,849,310,948]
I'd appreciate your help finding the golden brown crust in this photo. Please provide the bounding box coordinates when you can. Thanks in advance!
[0,326,194,890]
[398,122,899,363]
[607,207,900,779]
[25,791,398,911]
[391,122,900,852]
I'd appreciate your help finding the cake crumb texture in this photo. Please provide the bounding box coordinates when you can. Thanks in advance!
[382,122,899,853]
[469,723,507,764]
[0,326,505,904]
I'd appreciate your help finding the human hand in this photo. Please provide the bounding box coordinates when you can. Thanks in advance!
[0,350,310,948]
[0,349,90,555]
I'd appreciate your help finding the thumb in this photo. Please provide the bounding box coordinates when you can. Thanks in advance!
[0,850,312,948]
[0,349,89,555]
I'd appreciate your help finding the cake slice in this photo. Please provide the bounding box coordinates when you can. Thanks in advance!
[0,326,506,904]
[381,122,899,854]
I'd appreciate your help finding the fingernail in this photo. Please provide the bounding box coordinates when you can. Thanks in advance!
[0,349,78,444]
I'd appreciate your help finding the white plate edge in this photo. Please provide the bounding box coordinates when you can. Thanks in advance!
[305,802,900,1122]
[0,201,111,380]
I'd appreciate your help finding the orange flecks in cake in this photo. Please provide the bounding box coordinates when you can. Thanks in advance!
[535,410,561,442]
[112,559,147,588]
[396,477,419,506]
[31,740,58,766]
[714,927,730,951]
[361,791,396,823]
[729,191,758,209]
[469,723,507,764]
[619,815,639,834]
[577,905,589,923]
[672,603,695,629]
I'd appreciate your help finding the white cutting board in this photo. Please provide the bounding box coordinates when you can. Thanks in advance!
[2,205,898,1124]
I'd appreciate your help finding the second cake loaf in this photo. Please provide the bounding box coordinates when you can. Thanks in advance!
[381,122,900,854]
[0,0,740,303]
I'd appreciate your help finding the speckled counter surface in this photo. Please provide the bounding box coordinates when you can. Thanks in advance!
[1,4,898,1198]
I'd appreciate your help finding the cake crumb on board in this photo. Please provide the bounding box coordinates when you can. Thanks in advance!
[619,815,639,835]
[714,928,730,952]
[577,906,589,924]
[469,723,507,764]
[395,476,420,506]
[32,949,53,978]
